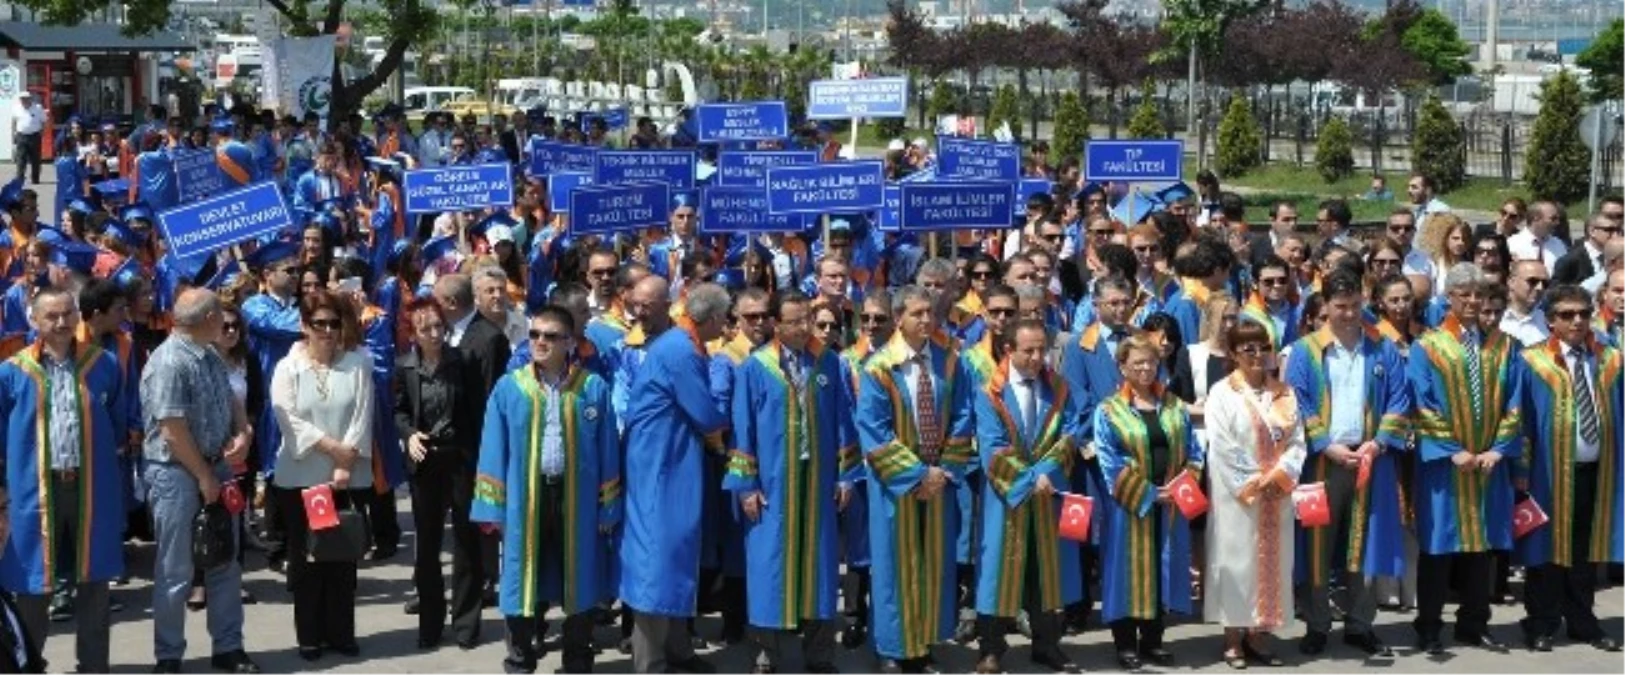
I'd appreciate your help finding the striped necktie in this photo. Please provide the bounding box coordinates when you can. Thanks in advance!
[913,352,942,464]
[1573,347,1601,446]
[1463,329,1484,419]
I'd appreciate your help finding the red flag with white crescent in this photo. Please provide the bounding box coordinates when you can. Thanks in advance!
[302,483,340,531]
[1058,492,1094,543]
[1293,482,1331,527]
[1513,497,1549,539]
[1168,471,1208,520]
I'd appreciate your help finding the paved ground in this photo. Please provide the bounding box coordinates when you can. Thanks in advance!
[30,492,1625,674]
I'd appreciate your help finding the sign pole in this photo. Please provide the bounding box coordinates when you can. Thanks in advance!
[928,233,938,260]
[1588,107,1604,215]
[822,214,831,247]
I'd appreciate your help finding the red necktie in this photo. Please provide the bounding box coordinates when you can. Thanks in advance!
[914,352,942,464]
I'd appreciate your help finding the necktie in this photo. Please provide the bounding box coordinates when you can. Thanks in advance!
[1573,348,1601,446]
[1463,329,1484,419]
[913,352,942,464]
[1536,238,1546,264]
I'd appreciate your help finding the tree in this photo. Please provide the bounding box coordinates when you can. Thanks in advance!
[1052,91,1091,164]
[1576,19,1624,103]
[1316,116,1356,183]
[1397,7,1473,86]
[1126,80,1166,138]
[1214,94,1262,177]
[988,84,1022,138]
[20,0,439,121]
[928,80,958,121]
[1411,94,1465,192]
[1524,71,1592,205]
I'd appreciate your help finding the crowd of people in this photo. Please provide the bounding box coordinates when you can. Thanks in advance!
[0,100,1621,675]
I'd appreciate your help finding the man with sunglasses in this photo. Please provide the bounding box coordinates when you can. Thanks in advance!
[1501,260,1551,348]
[1314,199,1362,255]
[1408,263,1522,655]
[1384,209,1435,280]
[1555,212,1621,287]
[1240,254,1302,350]
[1513,283,1625,655]
[241,242,307,572]
[1284,269,1408,659]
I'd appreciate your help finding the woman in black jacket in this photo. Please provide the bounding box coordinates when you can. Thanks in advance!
[394,297,486,650]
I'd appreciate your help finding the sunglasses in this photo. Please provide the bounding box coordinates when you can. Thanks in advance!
[969,270,995,279]
[986,308,1017,318]
[1475,247,1500,256]
[1132,245,1157,254]
[528,329,568,342]
[1598,226,1623,235]
[1388,224,1416,233]
[1501,210,1522,219]
[221,321,241,332]
[309,318,342,332]
[1552,308,1594,322]
[1259,277,1289,287]
[1088,228,1115,236]
[860,313,890,324]
[588,268,616,278]
[1372,257,1401,266]
[1041,234,1063,243]
[737,311,769,322]
[1235,343,1275,356]
[1523,277,1550,288]
[814,321,838,330]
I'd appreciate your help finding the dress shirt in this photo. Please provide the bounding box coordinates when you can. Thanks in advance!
[447,311,478,348]
[782,349,811,461]
[1099,324,1124,359]
[1324,339,1367,446]
[41,352,83,471]
[1568,343,1600,463]
[1508,230,1569,274]
[1010,372,1039,439]
[12,101,44,134]
[1499,306,1550,348]
[536,369,566,477]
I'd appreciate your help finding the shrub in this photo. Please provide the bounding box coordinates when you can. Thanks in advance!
[1316,116,1356,183]
[1125,80,1166,139]
[1215,94,1263,178]
[1410,94,1466,192]
[1052,91,1090,163]
[1523,70,1591,205]
[988,83,1022,138]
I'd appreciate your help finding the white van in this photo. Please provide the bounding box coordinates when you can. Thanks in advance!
[403,86,476,114]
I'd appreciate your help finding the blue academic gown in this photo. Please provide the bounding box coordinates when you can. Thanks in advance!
[1513,339,1625,569]
[242,293,303,475]
[54,156,85,213]
[0,342,127,593]
[83,328,143,512]
[1057,323,1125,540]
[855,334,974,661]
[725,341,856,629]
[704,334,756,576]
[1283,328,1412,585]
[1407,315,1523,555]
[837,338,878,569]
[135,150,178,211]
[618,321,728,617]
[971,363,1084,617]
[360,306,405,489]
[1162,286,1207,348]
[1091,389,1202,623]
[472,365,621,617]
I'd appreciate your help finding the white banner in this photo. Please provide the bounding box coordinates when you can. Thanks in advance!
[275,34,336,118]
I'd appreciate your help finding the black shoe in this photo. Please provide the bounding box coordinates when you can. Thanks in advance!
[152,660,182,674]
[417,635,440,650]
[1592,637,1622,652]
[669,656,715,674]
[331,643,361,657]
[404,596,421,615]
[457,636,479,651]
[48,598,72,622]
[879,660,903,674]
[1343,632,1392,657]
[1242,643,1285,667]
[239,589,256,605]
[840,623,867,649]
[297,647,323,662]
[748,666,775,674]
[1458,633,1508,652]
[1526,635,1554,652]
[1116,651,1144,671]
[1417,636,1446,655]
[369,544,398,561]
[482,587,498,608]
[210,650,262,674]
[1140,647,1176,667]
[616,637,632,655]
[1033,649,1081,674]
[1298,630,1327,655]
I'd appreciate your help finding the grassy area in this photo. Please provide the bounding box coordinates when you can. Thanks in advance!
[1189,163,1524,217]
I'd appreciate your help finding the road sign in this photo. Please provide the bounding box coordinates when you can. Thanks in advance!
[1580,103,1620,151]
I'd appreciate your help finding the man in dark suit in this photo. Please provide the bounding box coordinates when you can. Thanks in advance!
[1554,213,1619,286]
[0,482,47,673]
[1250,201,1299,267]
[499,111,530,166]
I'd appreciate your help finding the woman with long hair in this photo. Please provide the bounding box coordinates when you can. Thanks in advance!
[1368,274,1421,352]
[1473,233,1513,285]
[1421,213,1474,299]
[187,302,264,609]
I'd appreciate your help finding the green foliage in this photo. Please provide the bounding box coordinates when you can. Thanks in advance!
[1154,0,1267,64]
[1125,80,1166,139]
[874,116,907,141]
[988,84,1022,138]
[1052,91,1090,164]
[1398,8,1473,85]
[1214,95,1262,178]
[1315,116,1356,183]
[1410,94,1466,193]
[927,80,958,120]
[1576,19,1624,103]
[1524,71,1592,205]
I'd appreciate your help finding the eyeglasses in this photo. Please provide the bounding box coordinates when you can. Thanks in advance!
[1552,308,1594,322]
[859,313,890,325]
[737,312,769,322]
[969,269,994,279]
[1235,343,1275,356]
[1522,277,1550,288]
[1475,247,1499,257]
[814,321,838,330]
[1259,277,1289,287]
[309,318,342,332]
[1388,224,1416,233]
[1372,257,1401,266]
[528,329,568,342]
[986,307,1017,318]
[221,321,240,333]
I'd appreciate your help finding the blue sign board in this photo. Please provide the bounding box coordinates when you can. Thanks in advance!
[402,163,514,214]
[547,171,595,213]
[937,137,1021,180]
[570,182,671,235]
[172,149,228,203]
[877,185,901,232]
[764,161,886,215]
[1084,139,1184,182]
[694,101,790,143]
[528,141,597,177]
[715,150,818,188]
[580,107,630,132]
[594,150,696,188]
[899,181,1017,231]
[1015,178,1053,217]
[157,182,292,260]
[807,77,910,120]
[699,187,807,234]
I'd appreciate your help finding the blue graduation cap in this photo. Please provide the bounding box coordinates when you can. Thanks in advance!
[1110,190,1160,225]
[310,211,342,234]
[108,256,142,289]
[388,239,413,268]
[420,235,459,268]
[471,211,517,238]
[119,203,155,224]
[375,103,404,120]
[1154,181,1195,205]
[48,241,100,275]
[670,189,697,212]
[91,179,131,207]
[364,156,401,174]
[0,176,23,209]
[33,226,67,245]
[244,241,300,270]
[66,197,97,215]
[526,106,547,123]
[828,217,853,233]
[209,117,235,134]
[1077,181,1105,199]
[313,197,350,217]
[102,218,144,249]
[203,261,241,291]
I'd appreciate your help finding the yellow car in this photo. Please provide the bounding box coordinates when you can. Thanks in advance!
[438,97,518,122]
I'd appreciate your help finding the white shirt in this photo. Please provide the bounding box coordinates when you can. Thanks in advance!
[12,101,44,134]
[1568,343,1601,463]
[1499,306,1550,347]
[1010,371,1040,437]
[535,370,567,477]
[1324,340,1367,446]
[1401,248,1436,279]
[1508,230,1569,274]
[448,311,478,348]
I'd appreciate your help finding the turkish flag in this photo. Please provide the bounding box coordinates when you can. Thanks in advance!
[221,482,246,516]
[1057,492,1094,543]
[1293,482,1331,527]
[1168,471,1208,520]
[1513,497,1549,539]
[301,483,340,531]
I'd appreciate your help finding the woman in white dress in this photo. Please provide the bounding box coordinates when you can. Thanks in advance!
[1203,320,1306,668]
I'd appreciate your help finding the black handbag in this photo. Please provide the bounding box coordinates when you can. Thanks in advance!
[307,500,371,563]
[192,502,236,571]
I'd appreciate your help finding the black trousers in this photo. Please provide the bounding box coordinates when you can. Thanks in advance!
[15,132,40,183]
[369,484,401,550]
[977,535,1063,658]
[1416,550,1494,640]
[262,481,288,564]
[504,479,593,673]
[1109,505,1165,653]
[1522,462,1604,641]
[409,452,484,644]
[274,486,364,650]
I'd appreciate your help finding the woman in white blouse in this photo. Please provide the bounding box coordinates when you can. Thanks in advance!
[1203,320,1306,669]
[270,290,374,662]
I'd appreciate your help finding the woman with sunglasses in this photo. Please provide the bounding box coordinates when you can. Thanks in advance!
[1473,233,1513,286]
[812,304,845,350]
[187,302,263,610]
[270,290,374,661]
[1492,197,1527,238]
[1362,241,1406,297]
[1204,320,1305,669]
[1093,334,1204,671]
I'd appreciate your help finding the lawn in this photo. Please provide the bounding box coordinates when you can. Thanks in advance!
[1189,163,1527,219]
